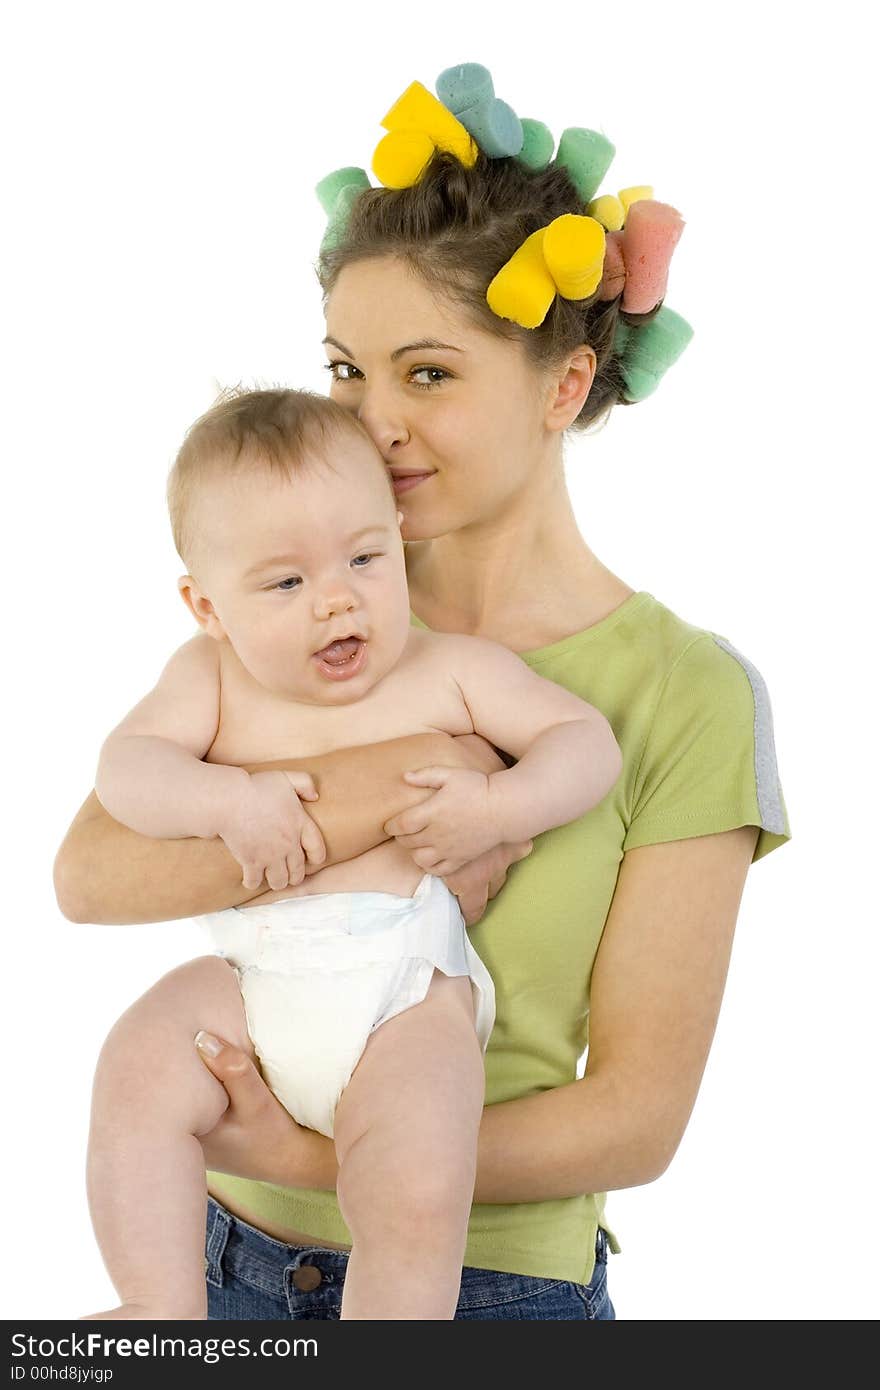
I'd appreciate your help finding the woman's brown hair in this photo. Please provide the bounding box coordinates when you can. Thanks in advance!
[316,149,645,432]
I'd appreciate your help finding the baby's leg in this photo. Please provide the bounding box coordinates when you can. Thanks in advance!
[333,969,485,1320]
[82,955,255,1320]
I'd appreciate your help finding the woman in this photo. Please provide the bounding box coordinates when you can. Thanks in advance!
[54,138,791,1320]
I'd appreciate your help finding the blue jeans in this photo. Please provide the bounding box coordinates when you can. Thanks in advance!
[205,1195,616,1320]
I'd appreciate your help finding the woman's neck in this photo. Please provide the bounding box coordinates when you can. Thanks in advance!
[405,472,635,651]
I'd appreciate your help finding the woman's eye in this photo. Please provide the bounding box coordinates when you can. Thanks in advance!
[410,367,449,390]
[324,361,361,382]
[324,361,448,391]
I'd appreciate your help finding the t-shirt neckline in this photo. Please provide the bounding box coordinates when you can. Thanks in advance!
[410,590,653,662]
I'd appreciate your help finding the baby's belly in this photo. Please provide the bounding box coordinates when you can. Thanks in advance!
[244,838,425,907]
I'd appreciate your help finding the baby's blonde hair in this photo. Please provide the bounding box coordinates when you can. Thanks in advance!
[167,386,392,570]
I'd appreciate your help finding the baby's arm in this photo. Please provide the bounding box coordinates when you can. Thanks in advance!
[386,637,621,871]
[55,733,507,925]
[95,635,323,890]
[453,636,622,842]
[95,636,238,840]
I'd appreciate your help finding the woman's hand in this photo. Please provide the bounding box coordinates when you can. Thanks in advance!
[440,839,534,926]
[195,1033,332,1188]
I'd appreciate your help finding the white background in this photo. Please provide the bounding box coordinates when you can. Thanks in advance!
[4,0,877,1321]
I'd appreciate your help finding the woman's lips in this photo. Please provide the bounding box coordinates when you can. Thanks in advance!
[312,637,367,682]
[390,471,434,495]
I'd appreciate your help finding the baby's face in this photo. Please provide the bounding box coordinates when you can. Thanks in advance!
[185,434,412,704]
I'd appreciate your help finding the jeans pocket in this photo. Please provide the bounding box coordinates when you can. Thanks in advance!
[568,1230,614,1320]
[570,1258,615,1320]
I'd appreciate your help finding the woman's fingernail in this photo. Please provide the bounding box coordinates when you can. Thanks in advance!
[195,1030,222,1057]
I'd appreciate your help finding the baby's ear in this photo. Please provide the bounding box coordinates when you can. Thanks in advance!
[177,575,226,641]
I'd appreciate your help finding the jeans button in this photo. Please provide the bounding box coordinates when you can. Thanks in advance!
[292,1265,322,1292]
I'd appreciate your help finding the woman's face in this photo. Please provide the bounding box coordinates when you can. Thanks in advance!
[323,256,564,542]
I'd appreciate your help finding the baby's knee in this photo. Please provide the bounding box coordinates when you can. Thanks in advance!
[401,1155,476,1236]
[338,1131,477,1241]
[94,955,246,1086]
[142,954,241,1015]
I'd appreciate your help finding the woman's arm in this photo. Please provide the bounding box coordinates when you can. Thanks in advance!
[473,824,761,1198]
[54,732,507,925]
[197,824,759,1200]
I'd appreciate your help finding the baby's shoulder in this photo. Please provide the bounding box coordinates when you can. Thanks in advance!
[406,626,522,675]
[185,630,220,661]
[404,626,498,676]
[407,626,506,659]
[403,628,533,708]
[403,625,464,674]
[155,630,220,688]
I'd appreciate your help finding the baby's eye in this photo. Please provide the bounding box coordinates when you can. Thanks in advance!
[351,553,379,567]
[275,576,301,591]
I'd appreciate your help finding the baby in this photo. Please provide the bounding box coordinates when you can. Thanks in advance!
[83,387,622,1321]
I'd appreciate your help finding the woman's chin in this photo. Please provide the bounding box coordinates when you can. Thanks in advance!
[399,514,451,545]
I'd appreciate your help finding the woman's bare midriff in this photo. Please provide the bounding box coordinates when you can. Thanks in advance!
[206,1181,353,1251]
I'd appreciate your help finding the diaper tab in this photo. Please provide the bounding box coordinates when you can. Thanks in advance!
[195,909,265,972]
[344,872,434,937]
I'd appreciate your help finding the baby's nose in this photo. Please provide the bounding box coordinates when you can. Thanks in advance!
[315,584,358,620]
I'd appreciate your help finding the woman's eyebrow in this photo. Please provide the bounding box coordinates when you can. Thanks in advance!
[323,336,464,362]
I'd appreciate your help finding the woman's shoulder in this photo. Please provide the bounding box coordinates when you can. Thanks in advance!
[630,594,774,712]
[525,590,769,701]
[620,596,791,857]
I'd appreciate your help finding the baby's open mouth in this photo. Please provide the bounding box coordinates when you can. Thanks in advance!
[314,636,364,666]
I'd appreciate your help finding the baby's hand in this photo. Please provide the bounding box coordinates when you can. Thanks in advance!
[217,770,326,892]
[383,765,504,876]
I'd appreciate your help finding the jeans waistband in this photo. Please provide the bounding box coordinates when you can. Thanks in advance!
[205,1196,609,1293]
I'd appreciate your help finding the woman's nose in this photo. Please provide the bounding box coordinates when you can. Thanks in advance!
[357,386,410,455]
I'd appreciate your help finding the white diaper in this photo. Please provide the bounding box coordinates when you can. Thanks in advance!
[195,873,495,1139]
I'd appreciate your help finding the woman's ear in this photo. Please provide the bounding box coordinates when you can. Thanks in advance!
[544,346,597,432]
[177,575,227,641]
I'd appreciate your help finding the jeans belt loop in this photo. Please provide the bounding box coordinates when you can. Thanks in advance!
[205,1198,234,1288]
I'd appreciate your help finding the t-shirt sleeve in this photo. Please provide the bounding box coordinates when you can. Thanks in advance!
[622,633,791,863]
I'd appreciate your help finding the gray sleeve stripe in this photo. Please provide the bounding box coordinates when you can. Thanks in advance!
[711,636,786,835]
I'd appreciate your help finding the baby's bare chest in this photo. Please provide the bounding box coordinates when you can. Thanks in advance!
[206,633,472,765]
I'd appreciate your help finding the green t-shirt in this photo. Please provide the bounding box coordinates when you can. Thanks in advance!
[207,590,791,1283]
